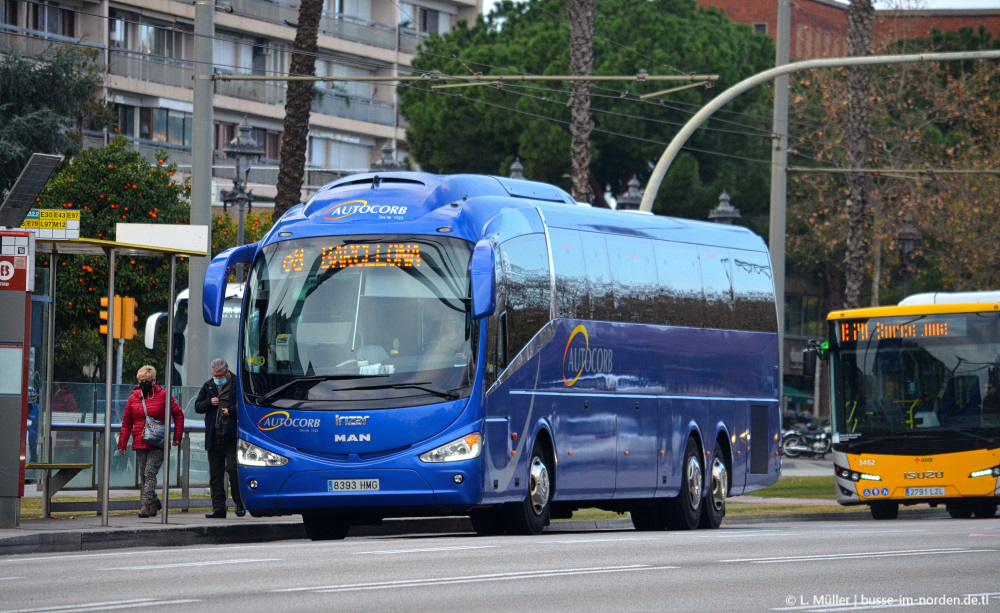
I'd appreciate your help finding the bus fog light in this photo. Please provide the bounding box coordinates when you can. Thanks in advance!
[238,438,288,467]
[453,474,464,484]
[419,432,481,463]
[249,479,259,490]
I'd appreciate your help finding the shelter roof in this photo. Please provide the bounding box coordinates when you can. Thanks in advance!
[34,237,207,258]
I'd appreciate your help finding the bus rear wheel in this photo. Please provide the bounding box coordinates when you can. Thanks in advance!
[870,501,899,520]
[303,512,350,540]
[664,438,703,531]
[698,443,728,529]
[502,443,552,535]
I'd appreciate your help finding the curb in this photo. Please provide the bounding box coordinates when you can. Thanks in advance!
[0,507,952,556]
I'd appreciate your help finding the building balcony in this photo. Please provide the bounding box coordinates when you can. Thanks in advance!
[311,88,395,126]
[399,28,429,54]
[108,49,193,90]
[214,71,288,106]
[226,0,397,49]
[0,24,103,57]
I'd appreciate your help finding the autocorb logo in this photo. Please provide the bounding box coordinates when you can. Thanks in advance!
[562,324,613,387]
[323,199,408,221]
[257,411,321,431]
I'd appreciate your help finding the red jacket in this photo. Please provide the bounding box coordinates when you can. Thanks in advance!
[118,385,184,452]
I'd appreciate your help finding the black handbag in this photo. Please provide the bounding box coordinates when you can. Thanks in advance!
[215,407,236,444]
[141,396,165,448]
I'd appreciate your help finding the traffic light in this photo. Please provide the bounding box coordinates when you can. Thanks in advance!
[99,296,122,337]
[121,296,138,340]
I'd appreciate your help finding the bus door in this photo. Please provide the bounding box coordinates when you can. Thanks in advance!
[614,396,658,499]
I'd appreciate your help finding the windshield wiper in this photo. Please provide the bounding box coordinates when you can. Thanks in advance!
[947,428,1000,445]
[338,381,461,400]
[260,374,387,404]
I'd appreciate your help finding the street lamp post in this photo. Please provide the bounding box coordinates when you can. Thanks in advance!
[221,118,263,281]
[897,214,922,298]
[708,190,741,224]
[616,176,642,210]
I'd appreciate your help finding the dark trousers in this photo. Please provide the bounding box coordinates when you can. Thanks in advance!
[208,440,242,512]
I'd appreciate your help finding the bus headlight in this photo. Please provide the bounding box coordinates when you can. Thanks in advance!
[238,438,288,467]
[969,466,1000,478]
[419,432,481,463]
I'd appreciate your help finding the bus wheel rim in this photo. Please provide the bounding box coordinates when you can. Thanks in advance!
[686,455,702,508]
[529,456,550,515]
[710,456,727,511]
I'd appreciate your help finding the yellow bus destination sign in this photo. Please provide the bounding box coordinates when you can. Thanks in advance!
[19,209,81,239]
[837,315,968,343]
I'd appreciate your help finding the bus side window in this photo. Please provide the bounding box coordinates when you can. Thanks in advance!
[731,248,777,333]
[498,311,508,369]
[698,246,734,330]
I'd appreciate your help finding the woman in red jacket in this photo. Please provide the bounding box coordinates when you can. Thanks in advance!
[117,365,184,518]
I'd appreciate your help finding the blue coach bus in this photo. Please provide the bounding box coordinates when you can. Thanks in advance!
[203,172,781,539]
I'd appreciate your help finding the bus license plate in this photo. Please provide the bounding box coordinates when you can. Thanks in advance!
[328,479,380,492]
[905,487,944,497]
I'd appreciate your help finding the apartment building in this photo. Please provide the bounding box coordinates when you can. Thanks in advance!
[698,0,1000,61]
[1,0,481,207]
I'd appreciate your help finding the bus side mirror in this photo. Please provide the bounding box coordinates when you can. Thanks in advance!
[204,243,255,326]
[802,348,817,377]
[802,338,827,377]
[469,240,496,320]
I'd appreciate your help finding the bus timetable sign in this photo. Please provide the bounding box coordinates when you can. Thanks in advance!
[19,209,81,239]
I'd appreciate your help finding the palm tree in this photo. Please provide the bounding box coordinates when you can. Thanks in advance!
[274,0,324,218]
[565,0,595,203]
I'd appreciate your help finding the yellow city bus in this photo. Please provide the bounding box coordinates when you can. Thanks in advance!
[808,292,1000,520]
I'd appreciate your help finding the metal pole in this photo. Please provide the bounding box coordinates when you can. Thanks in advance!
[161,254,177,524]
[41,251,56,518]
[116,338,124,385]
[236,194,246,282]
[639,49,1000,212]
[101,248,115,526]
[769,0,791,402]
[188,0,214,387]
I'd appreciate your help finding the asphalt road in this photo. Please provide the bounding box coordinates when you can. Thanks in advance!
[2,516,998,612]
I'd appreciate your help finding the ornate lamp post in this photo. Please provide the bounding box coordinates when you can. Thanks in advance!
[616,176,642,210]
[897,213,922,298]
[370,142,404,171]
[221,117,263,280]
[708,190,741,224]
[509,158,525,180]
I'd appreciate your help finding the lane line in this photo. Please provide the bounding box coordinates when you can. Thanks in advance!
[312,565,680,593]
[100,558,279,571]
[722,547,996,564]
[0,546,251,564]
[0,599,166,613]
[546,537,659,544]
[273,565,655,593]
[969,534,1000,538]
[353,545,497,555]
[0,577,24,581]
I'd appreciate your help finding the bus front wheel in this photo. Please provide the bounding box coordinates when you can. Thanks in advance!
[502,443,552,535]
[303,512,350,540]
[665,438,703,530]
[870,501,899,520]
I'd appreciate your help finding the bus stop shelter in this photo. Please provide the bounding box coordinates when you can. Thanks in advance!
[35,225,207,526]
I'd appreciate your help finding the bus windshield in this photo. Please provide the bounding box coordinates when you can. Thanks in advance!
[241,235,476,409]
[830,312,1000,446]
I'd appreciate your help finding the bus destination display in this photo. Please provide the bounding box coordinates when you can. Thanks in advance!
[837,316,967,343]
[281,243,421,272]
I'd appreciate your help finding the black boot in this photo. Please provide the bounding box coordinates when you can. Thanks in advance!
[205,509,227,519]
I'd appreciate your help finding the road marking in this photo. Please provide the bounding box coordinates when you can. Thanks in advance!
[0,577,23,581]
[0,546,247,564]
[0,599,199,613]
[695,532,798,539]
[353,545,496,555]
[969,533,1000,537]
[273,564,676,593]
[100,558,278,571]
[546,537,658,544]
[721,547,995,564]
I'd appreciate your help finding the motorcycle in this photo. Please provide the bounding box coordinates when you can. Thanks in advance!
[781,411,832,459]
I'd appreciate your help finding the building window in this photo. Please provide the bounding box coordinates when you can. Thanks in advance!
[29,2,74,37]
[139,108,192,146]
[398,2,445,34]
[3,0,19,27]
[785,293,826,339]
[753,23,767,35]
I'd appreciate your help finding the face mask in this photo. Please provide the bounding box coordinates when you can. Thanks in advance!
[139,380,154,395]
[213,376,227,386]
